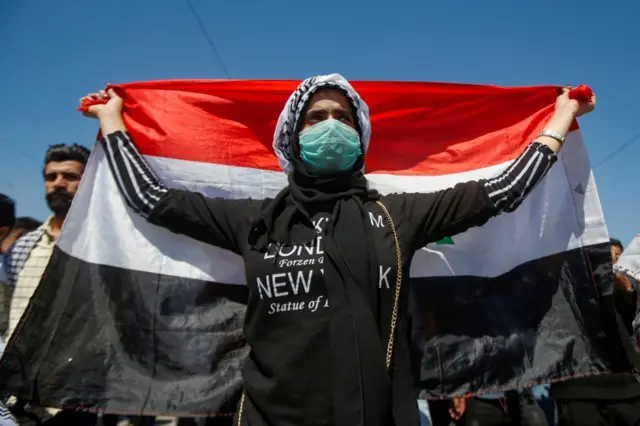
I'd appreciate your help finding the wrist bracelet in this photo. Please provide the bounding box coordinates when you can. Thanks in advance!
[538,129,566,143]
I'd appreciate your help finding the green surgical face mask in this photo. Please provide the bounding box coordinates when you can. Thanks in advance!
[298,119,362,175]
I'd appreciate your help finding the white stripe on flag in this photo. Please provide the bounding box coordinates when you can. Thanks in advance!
[59,131,608,284]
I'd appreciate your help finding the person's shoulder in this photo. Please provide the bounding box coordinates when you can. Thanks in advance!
[221,197,273,224]
[8,227,46,259]
[14,227,45,247]
[5,226,47,284]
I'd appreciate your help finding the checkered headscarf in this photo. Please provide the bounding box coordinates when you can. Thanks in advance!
[272,74,371,174]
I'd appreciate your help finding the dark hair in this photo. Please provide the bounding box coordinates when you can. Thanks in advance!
[14,217,42,232]
[610,238,624,251]
[43,144,91,175]
[0,194,16,228]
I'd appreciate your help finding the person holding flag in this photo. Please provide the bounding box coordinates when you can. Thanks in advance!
[80,74,595,426]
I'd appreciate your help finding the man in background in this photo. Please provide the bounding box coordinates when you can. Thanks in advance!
[7,144,89,338]
[4,144,98,425]
[5,143,156,425]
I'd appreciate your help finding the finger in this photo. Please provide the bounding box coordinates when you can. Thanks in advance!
[107,88,120,99]
[99,90,108,98]
[80,94,97,104]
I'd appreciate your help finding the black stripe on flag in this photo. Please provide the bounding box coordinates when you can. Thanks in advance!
[0,242,633,413]
[410,241,634,397]
[0,246,247,416]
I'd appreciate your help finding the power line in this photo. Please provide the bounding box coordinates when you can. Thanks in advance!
[0,138,40,167]
[592,134,640,169]
[185,0,231,78]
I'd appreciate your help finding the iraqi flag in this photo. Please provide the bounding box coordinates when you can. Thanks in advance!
[0,80,633,416]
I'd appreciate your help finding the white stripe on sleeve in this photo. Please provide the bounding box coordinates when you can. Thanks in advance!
[100,131,168,218]
[484,143,557,213]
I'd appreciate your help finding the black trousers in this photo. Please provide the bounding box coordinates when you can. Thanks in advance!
[556,397,640,426]
[429,399,462,426]
[464,392,548,426]
[464,398,511,426]
[176,417,234,426]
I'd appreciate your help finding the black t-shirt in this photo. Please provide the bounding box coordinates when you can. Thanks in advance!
[149,182,497,426]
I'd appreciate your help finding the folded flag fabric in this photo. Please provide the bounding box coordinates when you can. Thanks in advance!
[0,79,632,416]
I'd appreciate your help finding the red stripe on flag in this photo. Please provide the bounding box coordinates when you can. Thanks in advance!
[107,80,576,176]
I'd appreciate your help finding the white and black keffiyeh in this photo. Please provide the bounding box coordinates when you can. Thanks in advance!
[272,74,371,174]
[7,226,46,289]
